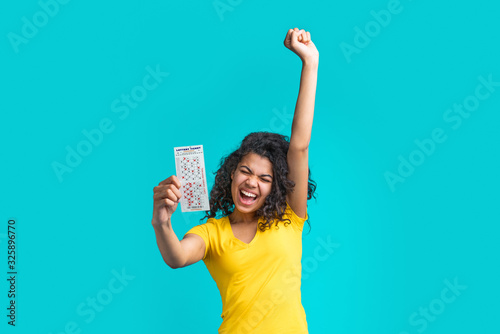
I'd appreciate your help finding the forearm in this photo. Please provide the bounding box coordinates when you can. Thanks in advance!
[290,59,318,150]
[152,220,186,268]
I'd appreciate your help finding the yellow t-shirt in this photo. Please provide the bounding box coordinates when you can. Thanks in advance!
[185,201,309,334]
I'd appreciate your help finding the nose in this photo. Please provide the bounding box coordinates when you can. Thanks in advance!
[245,175,258,188]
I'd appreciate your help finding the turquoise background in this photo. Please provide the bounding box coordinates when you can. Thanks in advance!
[1,0,499,333]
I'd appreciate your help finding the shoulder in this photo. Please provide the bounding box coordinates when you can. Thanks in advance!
[205,216,224,227]
[186,216,223,234]
[283,201,308,231]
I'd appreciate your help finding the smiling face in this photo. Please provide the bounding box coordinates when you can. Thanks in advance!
[230,152,274,215]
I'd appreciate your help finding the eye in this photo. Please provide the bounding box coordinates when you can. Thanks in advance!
[262,178,271,183]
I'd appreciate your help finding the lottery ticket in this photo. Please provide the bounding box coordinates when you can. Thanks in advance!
[173,145,210,212]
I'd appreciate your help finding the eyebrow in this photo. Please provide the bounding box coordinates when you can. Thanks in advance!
[241,165,273,179]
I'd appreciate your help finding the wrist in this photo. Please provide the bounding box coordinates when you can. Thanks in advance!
[302,57,319,68]
[152,218,172,229]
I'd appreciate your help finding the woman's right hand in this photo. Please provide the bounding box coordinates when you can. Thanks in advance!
[152,175,183,226]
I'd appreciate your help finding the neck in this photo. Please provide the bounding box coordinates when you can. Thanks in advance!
[229,209,258,224]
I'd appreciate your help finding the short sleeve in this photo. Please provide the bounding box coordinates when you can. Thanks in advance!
[285,201,308,231]
[184,222,211,260]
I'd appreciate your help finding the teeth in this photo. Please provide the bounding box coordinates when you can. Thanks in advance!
[241,190,257,198]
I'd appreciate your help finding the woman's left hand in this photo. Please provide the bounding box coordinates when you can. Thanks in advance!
[284,28,319,64]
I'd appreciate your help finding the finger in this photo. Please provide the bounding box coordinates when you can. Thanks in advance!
[284,29,292,44]
[306,31,311,43]
[158,189,179,204]
[171,175,182,189]
[159,177,172,186]
[299,29,306,42]
[154,184,182,199]
[159,175,182,189]
[154,191,167,200]
[167,188,182,202]
[164,198,177,207]
[170,185,183,199]
[302,31,308,43]
[161,175,180,188]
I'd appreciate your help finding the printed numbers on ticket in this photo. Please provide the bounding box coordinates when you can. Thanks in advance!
[174,145,210,212]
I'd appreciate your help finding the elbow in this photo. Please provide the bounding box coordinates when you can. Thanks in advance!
[289,139,309,152]
[166,259,185,269]
[289,144,309,153]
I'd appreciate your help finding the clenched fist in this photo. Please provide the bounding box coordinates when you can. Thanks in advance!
[152,175,183,226]
[284,27,319,64]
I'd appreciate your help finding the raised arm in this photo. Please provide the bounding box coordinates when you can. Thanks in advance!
[283,28,319,219]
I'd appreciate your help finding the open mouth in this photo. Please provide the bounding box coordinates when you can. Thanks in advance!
[239,189,258,205]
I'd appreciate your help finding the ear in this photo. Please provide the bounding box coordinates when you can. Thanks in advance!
[231,170,233,180]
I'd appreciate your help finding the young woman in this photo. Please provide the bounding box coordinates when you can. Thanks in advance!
[152,27,319,333]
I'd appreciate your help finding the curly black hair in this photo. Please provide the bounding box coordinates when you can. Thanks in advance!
[200,131,317,233]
